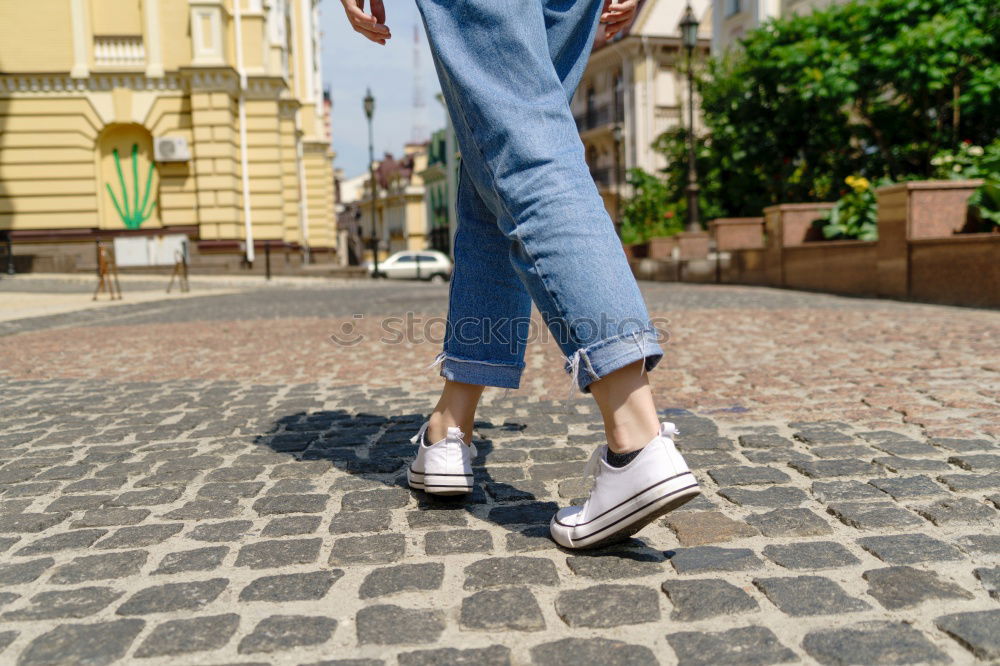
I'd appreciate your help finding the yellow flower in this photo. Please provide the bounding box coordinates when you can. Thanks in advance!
[845,175,869,193]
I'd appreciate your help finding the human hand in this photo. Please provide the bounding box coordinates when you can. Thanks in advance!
[340,0,391,45]
[601,0,638,40]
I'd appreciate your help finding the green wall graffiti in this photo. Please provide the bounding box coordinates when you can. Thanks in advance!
[105,143,156,229]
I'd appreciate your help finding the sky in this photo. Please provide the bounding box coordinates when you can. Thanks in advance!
[319,1,446,180]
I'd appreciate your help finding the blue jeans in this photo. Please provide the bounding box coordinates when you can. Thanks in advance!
[416,0,664,394]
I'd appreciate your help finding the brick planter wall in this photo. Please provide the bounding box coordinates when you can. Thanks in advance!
[875,180,984,299]
[648,236,678,260]
[909,234,999,307]
[763,203,833,286]
[628,180,998,307]
[710,217,764,251]
[782,240,879,296]
[677,231,711,260]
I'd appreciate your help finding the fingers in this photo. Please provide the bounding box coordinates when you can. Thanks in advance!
[601,0,636,21]
[371,0,386,24]
[604,15,632,39]
[341,0,391,44]
[600,0,637,23]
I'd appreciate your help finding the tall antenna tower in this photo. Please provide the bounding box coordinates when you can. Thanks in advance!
[411,22,427,144]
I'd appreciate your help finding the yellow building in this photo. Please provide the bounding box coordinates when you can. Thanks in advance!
[0,0,337,273]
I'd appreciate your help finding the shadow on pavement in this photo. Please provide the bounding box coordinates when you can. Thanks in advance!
[254,405,672,561]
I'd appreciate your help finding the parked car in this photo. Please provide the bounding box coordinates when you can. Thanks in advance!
[369,250,452,282]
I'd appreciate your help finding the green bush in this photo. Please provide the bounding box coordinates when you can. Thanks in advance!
[649,127,726,227]
[684,0,1000,217]
[619,167,684,244]
[968,180,1000,228]
[931,139,1000,229]
[931,140,1000,180]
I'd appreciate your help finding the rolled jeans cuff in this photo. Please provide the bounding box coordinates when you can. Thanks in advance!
[569,326,665,394]
[439,354,523,389]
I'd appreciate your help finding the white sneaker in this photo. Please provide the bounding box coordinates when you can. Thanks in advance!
[406,421,476,495]
[550,421,700,549]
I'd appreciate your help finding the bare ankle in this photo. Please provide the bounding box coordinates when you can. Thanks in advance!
[588,360,660,453]
[428,411,473,445]
[428,380,483,445]
[606,418,660,454]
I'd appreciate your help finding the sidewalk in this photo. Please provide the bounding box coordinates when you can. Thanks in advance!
[0,272,364,324]
[0,280,996,665]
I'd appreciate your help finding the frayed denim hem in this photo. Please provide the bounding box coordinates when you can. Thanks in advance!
[427,351,523,391]
[563,326,664,398]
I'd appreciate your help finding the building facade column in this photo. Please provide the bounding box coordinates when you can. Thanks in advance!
[301,140,335,255]
[183,69,243,241]
[143,0,164,77]
[69,0,91,78]
[278,99,303,247]
[243,77,286,242]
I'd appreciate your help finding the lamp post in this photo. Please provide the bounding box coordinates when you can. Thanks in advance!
[612,122,624,234]
[363,88,379,277]
[679,4,701,233]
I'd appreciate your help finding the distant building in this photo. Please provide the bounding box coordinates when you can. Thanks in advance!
[337,172,370,207]
[711,0,847,54]
[355,143,430,259]
[418,94,459,258]
[0,0,337,273]
[573,0,712,224]
[420,127,459,256]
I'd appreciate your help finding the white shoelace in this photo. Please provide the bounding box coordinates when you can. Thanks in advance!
[581,443,608,481]
[409,420,477,458]
[581,422,681,482]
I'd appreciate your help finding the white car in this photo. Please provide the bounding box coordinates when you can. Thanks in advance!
[369,250,453,282]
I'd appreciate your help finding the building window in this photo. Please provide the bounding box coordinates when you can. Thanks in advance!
[726,0,742,17]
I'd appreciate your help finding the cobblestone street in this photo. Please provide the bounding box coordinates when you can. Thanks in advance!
[0,278,997,665]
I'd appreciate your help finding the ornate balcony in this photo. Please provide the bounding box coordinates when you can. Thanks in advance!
[94,36,145,68]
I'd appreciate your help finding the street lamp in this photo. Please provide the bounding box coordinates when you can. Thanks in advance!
[679,3,701,233]
[612,122,624,233]
[363,87,379,277]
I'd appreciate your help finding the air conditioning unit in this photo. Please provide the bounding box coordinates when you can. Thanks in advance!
[154,136,191,162]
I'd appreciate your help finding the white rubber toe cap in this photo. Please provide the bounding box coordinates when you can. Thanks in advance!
[549,505,584,548]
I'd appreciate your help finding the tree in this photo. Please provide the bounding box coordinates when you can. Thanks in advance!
[619,167,683,243]
[656,0,1000,217]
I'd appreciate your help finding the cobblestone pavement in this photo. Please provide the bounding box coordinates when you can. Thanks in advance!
[0,279,997,665]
